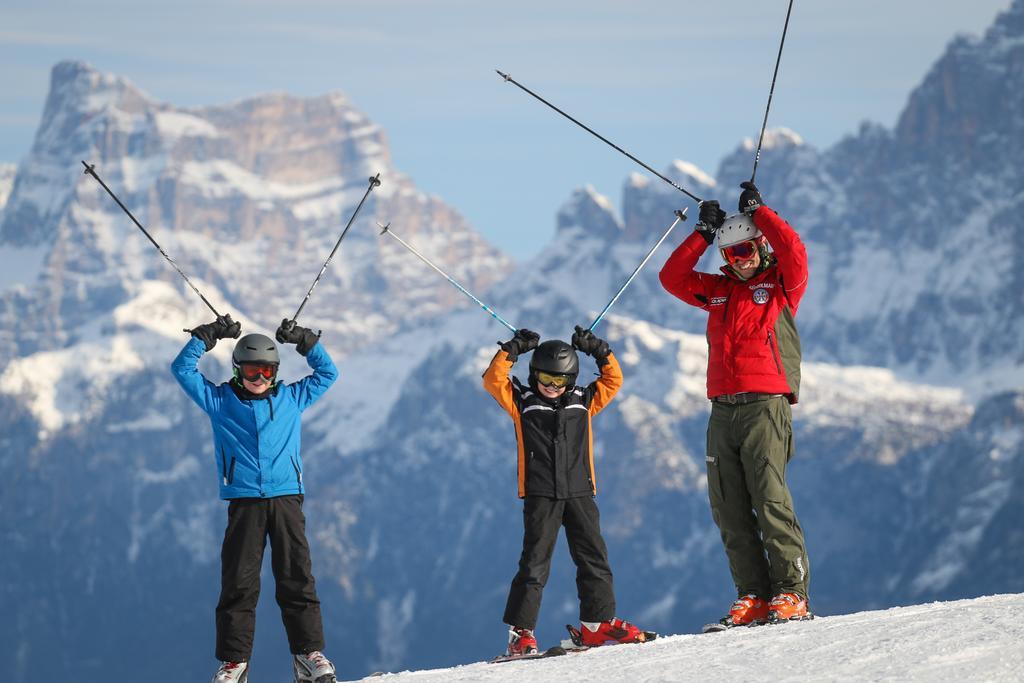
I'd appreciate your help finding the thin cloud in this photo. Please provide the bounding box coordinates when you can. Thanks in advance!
[0,29,102,48]
[252,23,392,45]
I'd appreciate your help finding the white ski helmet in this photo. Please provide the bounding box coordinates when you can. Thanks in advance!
[715,213,762,249]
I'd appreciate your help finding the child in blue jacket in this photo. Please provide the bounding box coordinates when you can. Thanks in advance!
[171,315,339,683]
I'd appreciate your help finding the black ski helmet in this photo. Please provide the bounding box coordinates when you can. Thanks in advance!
[529,340,579,389]
[232,333,280,367]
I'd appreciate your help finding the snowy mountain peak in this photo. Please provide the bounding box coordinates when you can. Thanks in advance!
[740,126,804,152]
[667,159,716,188]
[556,184,622,240]
[46,60,155,116]
[894,0,1024,175]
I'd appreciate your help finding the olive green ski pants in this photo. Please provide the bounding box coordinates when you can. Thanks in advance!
[705,396,810,600]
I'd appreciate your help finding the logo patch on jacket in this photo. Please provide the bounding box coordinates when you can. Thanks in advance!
[752,287,770,305]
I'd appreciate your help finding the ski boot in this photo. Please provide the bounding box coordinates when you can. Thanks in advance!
[506,626,539,656]
[767,593,813,623]
[720,593,770,628]
[212,661,248,683]
[571,617,656,647]
[293,651,337,683]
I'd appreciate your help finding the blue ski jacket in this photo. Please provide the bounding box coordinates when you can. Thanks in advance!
[171,336,339,500]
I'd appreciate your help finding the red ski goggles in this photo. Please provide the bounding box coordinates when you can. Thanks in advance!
[536,370,572,388]
[720,238,761,264]
[238,363,278,382]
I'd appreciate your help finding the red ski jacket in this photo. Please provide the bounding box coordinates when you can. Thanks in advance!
[659,206,808,403]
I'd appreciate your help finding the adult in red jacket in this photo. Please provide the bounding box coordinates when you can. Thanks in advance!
[659,181,812,628]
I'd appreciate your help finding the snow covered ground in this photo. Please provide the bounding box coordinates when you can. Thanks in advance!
[350,594,1023,682]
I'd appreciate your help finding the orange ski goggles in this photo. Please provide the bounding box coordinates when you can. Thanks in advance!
[720,239,760,264]
[238,363,278,382]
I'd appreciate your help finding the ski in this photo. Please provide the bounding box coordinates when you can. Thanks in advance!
[702,612,815,634]
[702,621,733,633]
[770,613,815,625]
[490,645,567,664]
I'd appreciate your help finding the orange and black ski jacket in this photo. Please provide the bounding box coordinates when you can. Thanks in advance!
[658,206,807,403]
[482,349,623,499]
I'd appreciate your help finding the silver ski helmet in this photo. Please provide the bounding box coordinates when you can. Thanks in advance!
[529,340,579,390]
[716,212,762,248]
[232,334,280,382]
[716,212,768,266]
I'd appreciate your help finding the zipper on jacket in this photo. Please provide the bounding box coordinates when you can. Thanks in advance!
[767,331,783,374]
[221,448,228,485]
[251,401,263,494]
[227,457,236,485]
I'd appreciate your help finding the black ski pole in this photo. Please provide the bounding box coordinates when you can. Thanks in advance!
[496,70,703,203]
[588,208,687,331]
[750,0,795,184]
[378,222,518,333]
[81,160,223,318]
[290,173,382,323]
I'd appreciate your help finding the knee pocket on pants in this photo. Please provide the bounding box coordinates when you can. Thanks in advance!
[706,456,724,509]
[753,455,788,505]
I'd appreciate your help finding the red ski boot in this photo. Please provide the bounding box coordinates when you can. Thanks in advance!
[506,626,539,656]
[722,593,770,627]
[576,618,653,646]
[768,593,811,623]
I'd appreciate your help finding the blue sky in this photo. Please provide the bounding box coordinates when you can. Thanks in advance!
[0,0,1011,259]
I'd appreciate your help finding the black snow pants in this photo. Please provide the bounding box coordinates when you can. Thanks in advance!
[215,494,324,662]
[503,495,616,630]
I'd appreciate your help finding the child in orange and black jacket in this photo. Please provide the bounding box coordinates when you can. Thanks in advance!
[482,324,653,657]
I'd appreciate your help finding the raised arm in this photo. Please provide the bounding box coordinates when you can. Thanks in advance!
[739,181,809,312]
[170,316,240,413]
[482,328,538,417]
[752,207,808,311]
[571,326,623,415]
[659,200,727,309]
[482,350,519,418]
[586,352,623,416]
[170,336,221,413]
[276,319,339,410]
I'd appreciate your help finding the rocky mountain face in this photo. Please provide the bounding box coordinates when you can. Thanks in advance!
[707,2,1024,396]
[0,61,511,368]
[2,3,1024,682]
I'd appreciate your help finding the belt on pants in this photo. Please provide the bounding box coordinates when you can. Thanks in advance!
[711,392,783,405]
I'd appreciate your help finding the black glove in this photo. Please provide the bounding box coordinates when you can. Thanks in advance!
[696,200,726,244]
[738,181,763,214]
[188,314,241,352]
[498,328,539,362]
[572,325,611,365]
[276,318,321,356]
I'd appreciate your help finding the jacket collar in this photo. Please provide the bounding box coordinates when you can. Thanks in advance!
[229,378,280,402]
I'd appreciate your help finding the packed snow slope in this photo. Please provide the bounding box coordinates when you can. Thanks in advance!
[354,594,1024,682]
